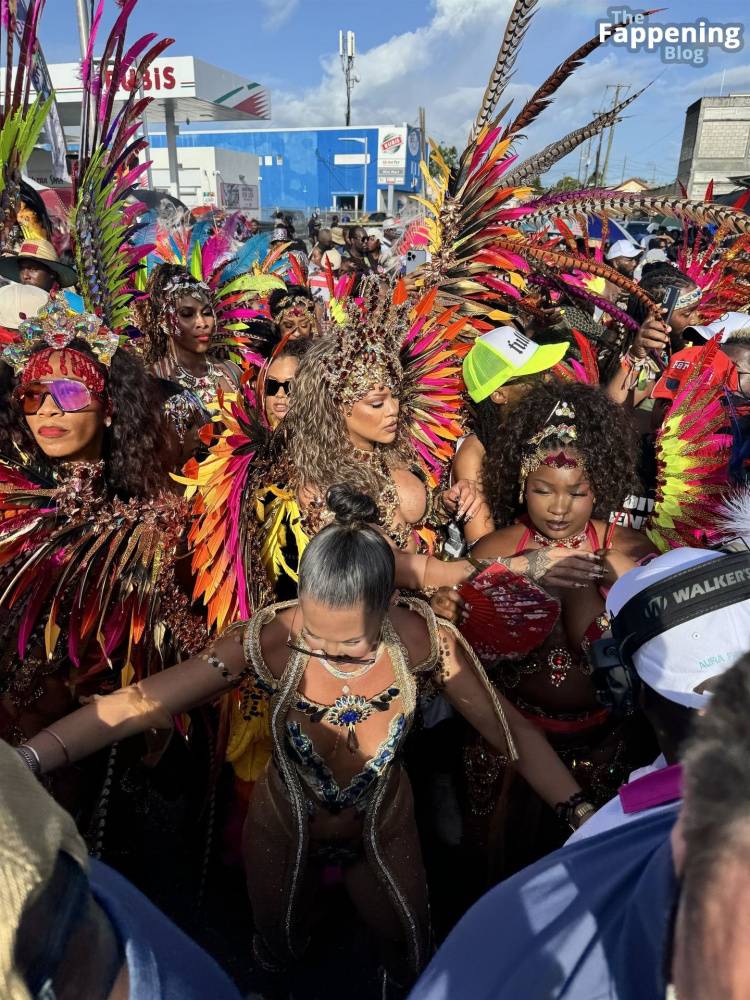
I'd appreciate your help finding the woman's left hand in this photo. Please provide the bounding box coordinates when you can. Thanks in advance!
[441,480,483,523]
[430,587,469,626]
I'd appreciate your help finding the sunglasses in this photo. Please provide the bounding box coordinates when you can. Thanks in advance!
[266,378,294,397]
[16,379,105,415]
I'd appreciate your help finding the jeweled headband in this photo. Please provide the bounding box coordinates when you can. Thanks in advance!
[320,276,406,410]
[518,400,582,501]
[2,298,120,397]
[160,275,214,335]
[274,294,316,321]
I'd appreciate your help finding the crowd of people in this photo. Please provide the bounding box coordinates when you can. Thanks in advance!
[2,2,750,999]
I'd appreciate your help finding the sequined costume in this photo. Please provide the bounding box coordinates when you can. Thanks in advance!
[238,598,515,981]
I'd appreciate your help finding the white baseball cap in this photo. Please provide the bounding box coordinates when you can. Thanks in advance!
[0,283,49,331]
[607,548,750,709]
[686,311,750,343]
[606,239,641,260]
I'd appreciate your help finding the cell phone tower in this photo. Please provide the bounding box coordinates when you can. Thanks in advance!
[339,30,358,126]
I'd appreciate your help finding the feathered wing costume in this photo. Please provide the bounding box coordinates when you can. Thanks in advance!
[0,455,207,692]
[0,4,210,697]
[0,0,54,251]
[407,0,750,338]
[70,0,173,331]
[176,279,469,632]
[646,340,733,552]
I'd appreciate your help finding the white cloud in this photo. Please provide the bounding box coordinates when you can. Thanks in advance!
[268,0,674,183]
[260,0,299,31]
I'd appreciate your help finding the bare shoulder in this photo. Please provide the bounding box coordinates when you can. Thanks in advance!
[610,523,657,560]
[471,523,525,560]
[390,603,433,667]
[258,606,295,679]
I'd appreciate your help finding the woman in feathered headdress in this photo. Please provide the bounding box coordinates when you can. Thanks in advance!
[0,297,210,886]
[468,379,659,868]
[131,262,247,457]
[178,278,492,632]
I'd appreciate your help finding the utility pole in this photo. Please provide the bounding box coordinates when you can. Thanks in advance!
[601,83,629,187]
[620,154,627,185]
[580,112,598,185]
[339,30,358,126]
[75,0,90,59]
[419,106,426,195]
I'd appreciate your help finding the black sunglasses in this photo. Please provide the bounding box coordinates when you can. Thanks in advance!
[266,377,294,396]
[285,607,383,666]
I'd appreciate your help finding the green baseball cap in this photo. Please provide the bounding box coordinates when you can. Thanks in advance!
[463,327,569,403]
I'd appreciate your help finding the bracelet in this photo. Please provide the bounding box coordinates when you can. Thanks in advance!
[572,802,597,828]
[15,744,41,776]
[39,728,71,766]
[554,790,591,829]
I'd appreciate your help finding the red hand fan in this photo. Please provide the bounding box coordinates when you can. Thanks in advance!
[457,562,560,665]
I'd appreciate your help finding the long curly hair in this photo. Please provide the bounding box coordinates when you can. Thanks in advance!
[132,263,212,365]
[0,341,173,500]
[283,334,415,497]
[483,378,639,527]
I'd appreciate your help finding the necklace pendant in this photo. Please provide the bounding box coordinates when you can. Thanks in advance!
[346,726,359,753]
[342,684,351,695]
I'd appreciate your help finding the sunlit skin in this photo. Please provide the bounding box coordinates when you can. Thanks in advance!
[278,306,314,340]
[669,284,702,339]
[295,597,382,666]
[524,452,595,542]
[170,295,216,373]
[19,260,56,292]
[264,354,299,428]
[338,385,482,558]
[344,385,400,450]
[24,352,107,463]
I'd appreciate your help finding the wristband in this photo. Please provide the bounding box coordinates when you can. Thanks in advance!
[15,744,41,776]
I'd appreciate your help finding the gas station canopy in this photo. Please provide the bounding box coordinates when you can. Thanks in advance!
[48,55,271,127]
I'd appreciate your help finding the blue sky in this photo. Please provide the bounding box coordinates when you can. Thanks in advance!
[39,1,750,186]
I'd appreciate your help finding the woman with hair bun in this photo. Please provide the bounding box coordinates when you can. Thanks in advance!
[0,297,210,899]
[18,483,591,995]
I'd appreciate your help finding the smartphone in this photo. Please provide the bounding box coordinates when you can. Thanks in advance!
[661,285,681,323]
[404,248,428,274]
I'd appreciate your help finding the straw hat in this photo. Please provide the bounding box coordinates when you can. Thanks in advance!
[0,239,77,288]
[330,226,346,246]
[0,284,49,332]
[321,249,342,270]
[0,740,89,1000]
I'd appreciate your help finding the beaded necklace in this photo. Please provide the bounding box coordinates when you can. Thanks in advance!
[172,359,223,406]
[531,526,590,549]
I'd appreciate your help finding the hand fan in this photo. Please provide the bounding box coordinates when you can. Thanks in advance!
[457,562,560,665]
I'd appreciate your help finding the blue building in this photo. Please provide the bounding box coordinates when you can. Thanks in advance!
[149,123,423,217]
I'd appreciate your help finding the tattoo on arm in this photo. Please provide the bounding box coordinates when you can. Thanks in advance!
[515,548,553,582]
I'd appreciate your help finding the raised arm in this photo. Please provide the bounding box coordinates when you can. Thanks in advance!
[22,628,251,775]
[436,622,585,813]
